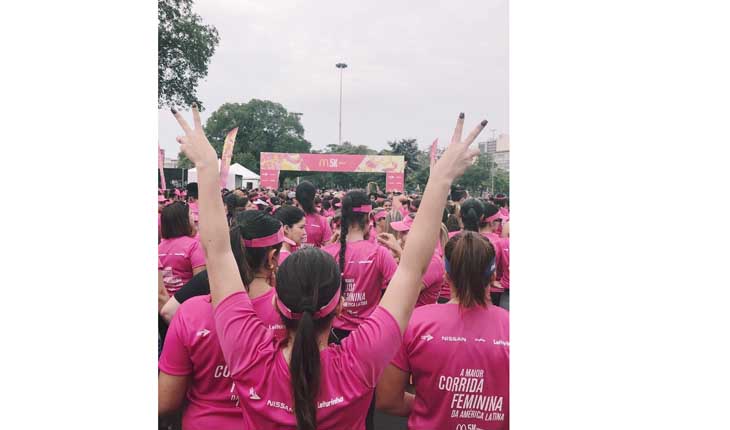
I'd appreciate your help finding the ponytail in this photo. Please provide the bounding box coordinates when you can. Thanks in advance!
[230,225,255,287]
[461,198,485,232]
[339,198,350,291]
[444,231,495,308]
[290,310,320,430]
[276,248,342,430]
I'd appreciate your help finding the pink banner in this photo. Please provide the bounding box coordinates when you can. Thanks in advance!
[261,153,405,173]
[259,169,280,189]
[219,127,238,189]
[429,138,438,166]
[385,172,404,192]
[158,147,166,190]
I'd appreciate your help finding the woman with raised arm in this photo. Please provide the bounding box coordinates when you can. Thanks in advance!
[375,231,509,429]
[172,105,484,430]
[158,210,287,429]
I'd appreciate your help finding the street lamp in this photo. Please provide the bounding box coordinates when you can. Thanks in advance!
[335,62,348,145]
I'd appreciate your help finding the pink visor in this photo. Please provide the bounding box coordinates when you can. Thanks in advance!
[484,212,503,223]
[352,204,372,213]
[243,226,286,248]
[158,195,167,202]
[390,214,415,232]
[373,211,387,221]
[275,288,341,320]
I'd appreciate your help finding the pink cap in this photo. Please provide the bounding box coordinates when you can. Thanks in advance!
[390,214,415,232]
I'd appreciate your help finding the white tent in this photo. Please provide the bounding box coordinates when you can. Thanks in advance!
[187,161,260,190]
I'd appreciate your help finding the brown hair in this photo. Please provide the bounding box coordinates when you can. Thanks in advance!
[444,231,495,308]
[160,201,194,239]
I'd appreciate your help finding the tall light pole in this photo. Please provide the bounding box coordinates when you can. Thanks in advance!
[335,62,348,145]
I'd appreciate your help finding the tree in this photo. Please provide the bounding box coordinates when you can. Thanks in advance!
[179,99,311,171]
[456,153,494,195]
[158,0,220,109]
[386,138,422,177]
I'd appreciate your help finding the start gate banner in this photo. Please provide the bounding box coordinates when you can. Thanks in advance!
[260,153,405,173]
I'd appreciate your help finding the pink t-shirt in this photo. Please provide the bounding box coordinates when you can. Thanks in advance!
[302,213,333,248]
[213,291,402,429]
[323,240,398,331]
[391,303,510,430]
[417,253,445,307]
[159,235,206,296]
[160,292,285,430]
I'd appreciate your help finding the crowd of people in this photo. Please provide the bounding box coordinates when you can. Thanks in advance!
[157,106,510,430]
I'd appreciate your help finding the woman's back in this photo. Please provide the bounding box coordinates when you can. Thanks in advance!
[392,303,509,430]
[323,240,397,331]
[214,291,402,429]
[158,235,205,295]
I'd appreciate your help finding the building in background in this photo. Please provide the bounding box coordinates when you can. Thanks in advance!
[478,133,509,172]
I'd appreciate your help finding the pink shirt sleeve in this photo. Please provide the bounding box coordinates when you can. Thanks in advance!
[158,310,193,376]
[188,238,206,269]
[213,291,274,377]
[339,306,402,388]
[376,245,398,290]
[321,215,333,245]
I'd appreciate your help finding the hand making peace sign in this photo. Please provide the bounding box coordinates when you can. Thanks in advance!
[171,104,218,168]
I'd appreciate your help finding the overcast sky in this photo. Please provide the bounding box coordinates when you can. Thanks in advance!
[158,0,508,160]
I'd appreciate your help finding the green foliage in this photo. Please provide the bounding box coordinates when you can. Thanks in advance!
[158,0,220,109]
[186,99,311,172]
[386,138,421,177]
[458,154,493,193]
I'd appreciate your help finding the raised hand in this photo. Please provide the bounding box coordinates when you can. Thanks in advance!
[377,233,401,253]
[171,104,218,167]
[431,113,486,182]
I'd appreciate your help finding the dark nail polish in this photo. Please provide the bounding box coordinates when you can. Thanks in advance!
[192,102,197,109]
[459,112,465,119]
[171,107,177,114]
[481,120,488,126]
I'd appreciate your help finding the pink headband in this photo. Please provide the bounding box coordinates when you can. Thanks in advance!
[484,212,503,223]
[373,211,387,221]
[352,204,372,213]
[275,288,341,320]
[243,226,286,248]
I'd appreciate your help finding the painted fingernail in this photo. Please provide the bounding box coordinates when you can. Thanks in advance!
[481,120,488,126]
[171,107,177,114]
[459,112,465,119]
[192,102,197,109]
